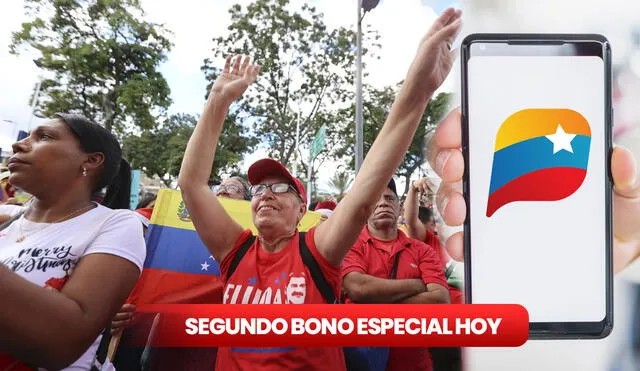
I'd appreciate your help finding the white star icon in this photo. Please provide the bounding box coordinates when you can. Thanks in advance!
[201,261,210,271]
[545,124,576,154]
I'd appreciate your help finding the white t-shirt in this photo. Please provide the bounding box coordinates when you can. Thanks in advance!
[0,203,146,370]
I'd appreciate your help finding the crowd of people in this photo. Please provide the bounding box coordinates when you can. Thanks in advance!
[0,7,639,371]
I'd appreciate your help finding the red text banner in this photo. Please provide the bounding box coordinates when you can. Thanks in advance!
[135,304,529,347]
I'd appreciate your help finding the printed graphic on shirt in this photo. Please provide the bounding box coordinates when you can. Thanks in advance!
[1,245,77,274]
[224,272,308,304]
[0,205,146,371]
[44,275,70,291]
[285,273,307,304]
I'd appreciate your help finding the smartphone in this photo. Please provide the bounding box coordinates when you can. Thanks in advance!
[461,34,613,339]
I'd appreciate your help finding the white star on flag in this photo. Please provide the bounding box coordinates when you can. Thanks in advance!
[545,124,577,154]
[201,261,210,271]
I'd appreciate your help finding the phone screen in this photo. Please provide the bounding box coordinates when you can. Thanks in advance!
[463,38,611,332]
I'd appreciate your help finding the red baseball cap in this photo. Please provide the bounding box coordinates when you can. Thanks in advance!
[247,158,307,205]
[314,200,337,211]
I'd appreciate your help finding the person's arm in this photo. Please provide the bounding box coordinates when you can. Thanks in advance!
[398,283,450,304]
[0,212,145,369]
[404,179,429,241]
[178,55,260,263]
[342,272,425,304]
[0,258,139,369]
[0,214,144,369]
[315,9,463,266]
[399,241,451,304]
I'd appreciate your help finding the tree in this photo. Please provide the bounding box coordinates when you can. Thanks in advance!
[10,0,173,134]
[123,113,258,187]
[123,114,191,187]
[328,170,353,201]
[201,0,380,178]
[336,86,452,196]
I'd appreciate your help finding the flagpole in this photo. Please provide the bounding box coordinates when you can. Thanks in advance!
[307,156,313,206]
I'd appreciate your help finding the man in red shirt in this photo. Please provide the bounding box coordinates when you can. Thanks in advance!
[342,179,450,371]
[404,178,463,371]
[404,178,463,304]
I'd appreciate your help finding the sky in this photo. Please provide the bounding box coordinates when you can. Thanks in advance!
[0,0,459,191]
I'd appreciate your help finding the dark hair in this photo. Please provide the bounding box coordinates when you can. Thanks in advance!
[136,193,157,209]
[54,113,131,209]
[418,206,435,224]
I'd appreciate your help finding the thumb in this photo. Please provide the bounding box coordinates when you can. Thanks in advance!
[612,146,639,198]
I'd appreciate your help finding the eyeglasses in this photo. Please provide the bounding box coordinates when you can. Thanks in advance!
[250,182,301,199]
[212,185,244,194]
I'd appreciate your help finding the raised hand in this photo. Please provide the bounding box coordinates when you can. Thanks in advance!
[411,177,436,196]
[403,8,462,100]
[210,55,261,104]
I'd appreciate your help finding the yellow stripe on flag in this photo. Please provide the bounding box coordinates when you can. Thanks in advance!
[149,189,321,232]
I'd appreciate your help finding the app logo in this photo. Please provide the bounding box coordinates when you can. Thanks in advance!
[486,108,591,217]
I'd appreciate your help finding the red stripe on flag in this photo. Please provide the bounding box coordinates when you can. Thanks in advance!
[129,268,224,305]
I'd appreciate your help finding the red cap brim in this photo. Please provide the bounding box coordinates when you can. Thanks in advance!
[248,158,307,205]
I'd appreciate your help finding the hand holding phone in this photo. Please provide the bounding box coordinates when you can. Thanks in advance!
[429,34,640,338]
[427,111,639,277]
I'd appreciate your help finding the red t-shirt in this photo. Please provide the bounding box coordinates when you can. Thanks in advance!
[341,227,448,371]
[0,351,30,371]
[423,231,440,258]
[423,230,464,304]
[216,227,346,371]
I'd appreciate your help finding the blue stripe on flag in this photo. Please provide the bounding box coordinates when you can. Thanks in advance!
[489,135,590,194]
[144,224,220,276]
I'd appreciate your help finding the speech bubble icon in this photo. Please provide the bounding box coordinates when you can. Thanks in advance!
[486,108,591,217]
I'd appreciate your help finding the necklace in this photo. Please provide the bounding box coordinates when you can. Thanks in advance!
[15,203,96,243]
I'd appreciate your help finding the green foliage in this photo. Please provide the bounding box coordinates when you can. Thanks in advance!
[328,171,353,201]
[201,0,380,182]
[123,113,258,186]
[10,0,173,134]
[336,87,452,196]
[122,114,191,187]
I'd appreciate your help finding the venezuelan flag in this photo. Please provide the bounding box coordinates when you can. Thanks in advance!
[486,108,591,217]
[129,189,321,304]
